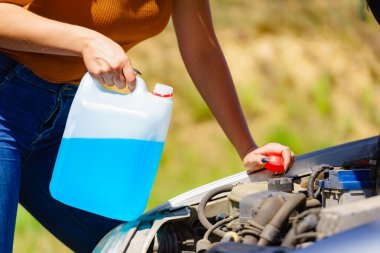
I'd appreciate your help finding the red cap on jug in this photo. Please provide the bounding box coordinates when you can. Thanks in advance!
[153,83,173,98]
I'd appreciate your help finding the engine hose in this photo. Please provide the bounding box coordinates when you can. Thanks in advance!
[281,227,296,248]
[244,224,263,234]
[307,164,333,198]
[257,193,307,246]
[293,232,318,242]
[243,196,285,244]
[203,215,238,240]
[197,184,234,238]
[295,213,319,234]
[252,197,285,228]
[305,198,321,209]
[247,220,265,231]
[241,229,261,238]
[241,225,262,244]
[220,231,241,243]
[281,212,319,247]
[291,208,321,228]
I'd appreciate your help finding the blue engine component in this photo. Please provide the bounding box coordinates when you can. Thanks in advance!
[319,169,374,190]
[318,169,375,207]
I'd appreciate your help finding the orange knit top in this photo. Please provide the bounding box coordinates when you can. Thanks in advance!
[0,0,172,84]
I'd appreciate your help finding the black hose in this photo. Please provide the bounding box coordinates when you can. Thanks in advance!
[251,197,285,228]
[197,184,234,238]
[267,193,306,229]
[241,229,261,238]
[282,208,320,247]
[307,164,333,198]
[257,193,307,246]
[203,215,238,240]
[243,196,285,244]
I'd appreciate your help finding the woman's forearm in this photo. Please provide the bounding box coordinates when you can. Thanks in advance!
[0,3,98,56]
[173,0,257,159]
[181,44,257,159]
[0,3,137,89]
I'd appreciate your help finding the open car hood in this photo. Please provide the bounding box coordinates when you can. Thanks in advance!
[93,136,379,253]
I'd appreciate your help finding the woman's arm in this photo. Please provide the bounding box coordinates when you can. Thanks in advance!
[0,3,135,88]
[172,0,294,172]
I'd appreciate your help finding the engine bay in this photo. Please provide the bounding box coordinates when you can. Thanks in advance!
[92,136,380,253]
[154,139,380,253]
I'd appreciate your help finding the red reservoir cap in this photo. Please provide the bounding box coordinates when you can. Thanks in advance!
[153,83,173,98]
[264,154,285,174]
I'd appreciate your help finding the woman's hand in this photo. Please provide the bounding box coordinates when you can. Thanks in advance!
[0,3,136,90]
[0,4,137,90]
[243,143,295,173]
[81,34,136,90]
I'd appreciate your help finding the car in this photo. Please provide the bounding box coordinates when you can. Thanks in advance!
[93,135,380,253]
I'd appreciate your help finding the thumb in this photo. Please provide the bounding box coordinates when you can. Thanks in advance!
[244,153,268,173]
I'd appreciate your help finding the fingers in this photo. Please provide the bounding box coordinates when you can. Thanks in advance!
[123,66,137,91]
[97,59,136,91]
[111,70,125,89]
[281,147,296,172]
[289,151,296,170]
[90,63,138,91]
[281,146,292,171]
[86,52,136,90]
[93,75,105,85]
[81,35,139,90]
[243,143,296,174]
[90,58,108,85]
[102,72,114,87]
[243,153,267,173]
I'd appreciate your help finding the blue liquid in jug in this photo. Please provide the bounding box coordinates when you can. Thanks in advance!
[50,138,164,221]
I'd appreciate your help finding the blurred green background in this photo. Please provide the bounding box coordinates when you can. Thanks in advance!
[14,0,380,252]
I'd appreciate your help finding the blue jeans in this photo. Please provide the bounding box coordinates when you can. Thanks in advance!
[0,53,122,253]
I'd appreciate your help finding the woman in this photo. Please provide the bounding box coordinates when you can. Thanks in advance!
[0,0,295,252]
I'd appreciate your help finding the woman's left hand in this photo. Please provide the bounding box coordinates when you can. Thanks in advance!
[243,143,295,173]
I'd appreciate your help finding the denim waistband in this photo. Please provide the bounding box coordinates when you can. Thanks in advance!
[0,52,78,97]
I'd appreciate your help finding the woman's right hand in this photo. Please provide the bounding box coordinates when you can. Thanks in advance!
[81,34,137,90]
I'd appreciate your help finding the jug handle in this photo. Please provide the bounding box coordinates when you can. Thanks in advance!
[80,73,149,95]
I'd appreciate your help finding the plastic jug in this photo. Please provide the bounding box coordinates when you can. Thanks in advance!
[49,73,173,221]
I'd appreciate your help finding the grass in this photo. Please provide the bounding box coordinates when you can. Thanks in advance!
[14,0,380,252]
[312,73,333,117]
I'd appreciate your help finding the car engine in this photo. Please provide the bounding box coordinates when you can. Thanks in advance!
[153,139,380,253]
[93,136,380,253]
